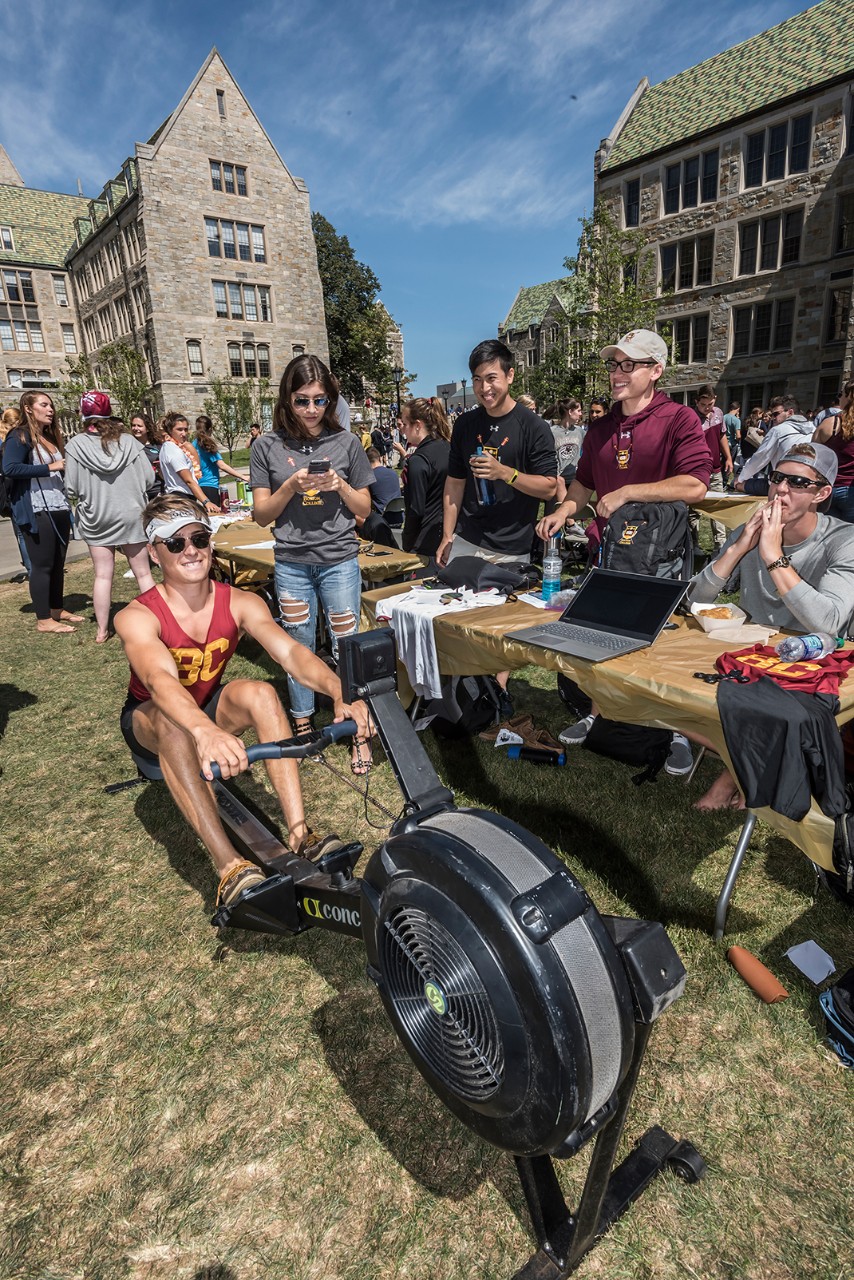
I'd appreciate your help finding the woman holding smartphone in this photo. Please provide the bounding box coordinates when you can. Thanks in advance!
[250,354,374,771]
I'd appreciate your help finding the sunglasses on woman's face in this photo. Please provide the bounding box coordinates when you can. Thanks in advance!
[157,531,212,553]
[769,470,823,490]
[293,395,329,408]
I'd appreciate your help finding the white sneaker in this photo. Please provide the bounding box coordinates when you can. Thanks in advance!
[558,714,596,746]
[665,732,693,776]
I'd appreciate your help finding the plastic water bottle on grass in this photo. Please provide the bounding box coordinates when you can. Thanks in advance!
[775,633,839,661]
[542,535,562,602]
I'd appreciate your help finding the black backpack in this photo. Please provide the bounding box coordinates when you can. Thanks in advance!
[416,674,502,739]
[584,716,673,785]
[600,501,693,580]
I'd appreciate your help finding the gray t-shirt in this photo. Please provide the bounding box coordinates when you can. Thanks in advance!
[250,426,374,564]
[689,512,854,637]
[551,423,586,479]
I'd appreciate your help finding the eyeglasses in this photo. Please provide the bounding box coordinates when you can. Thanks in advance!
[293,395,329,408]
[157,531,212,553]
[603,359,657,374]
[768,471,824,490]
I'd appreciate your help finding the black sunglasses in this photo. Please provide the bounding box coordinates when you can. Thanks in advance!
[769,470,824,490]
[157,531,212,553]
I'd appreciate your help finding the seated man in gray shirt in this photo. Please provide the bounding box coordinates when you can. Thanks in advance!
[688,442,854,808]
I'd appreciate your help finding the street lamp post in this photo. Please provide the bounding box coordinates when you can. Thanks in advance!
[392,366,403,423]
[442,392,449,414]
[461,377,467,409]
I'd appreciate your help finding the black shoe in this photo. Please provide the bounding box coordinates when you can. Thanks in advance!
[497,689,514,719]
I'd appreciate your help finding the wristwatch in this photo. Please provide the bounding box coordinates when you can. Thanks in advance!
[765,555,792,571]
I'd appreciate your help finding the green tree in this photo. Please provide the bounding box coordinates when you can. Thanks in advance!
[56,352,93,417]
[514,328,583,414]
[312,212,399,402]
[203,375,272,459]
[97,341,152,423]
[563,200,662,399]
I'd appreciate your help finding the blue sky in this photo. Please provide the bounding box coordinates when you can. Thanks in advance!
[0,0,813,396]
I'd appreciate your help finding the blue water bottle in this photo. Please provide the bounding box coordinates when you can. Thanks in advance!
[474,446,496,506]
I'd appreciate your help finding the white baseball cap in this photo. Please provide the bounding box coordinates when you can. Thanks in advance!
[600,329,668,367]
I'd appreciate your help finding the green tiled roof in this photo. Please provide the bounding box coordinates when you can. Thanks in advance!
[602,0,854,173]
[0,184,89,268]
[502,278,577,331]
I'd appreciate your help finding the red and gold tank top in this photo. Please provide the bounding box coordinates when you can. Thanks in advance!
[127,580,239,706]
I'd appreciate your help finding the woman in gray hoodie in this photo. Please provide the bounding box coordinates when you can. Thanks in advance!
[65,391,156,642]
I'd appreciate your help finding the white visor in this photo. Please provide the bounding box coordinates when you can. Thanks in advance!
[145,511,213,543]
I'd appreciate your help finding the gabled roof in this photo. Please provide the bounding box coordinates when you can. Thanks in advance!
[501,279,577,332]
[601,0,854,174]
[0,184,89,268]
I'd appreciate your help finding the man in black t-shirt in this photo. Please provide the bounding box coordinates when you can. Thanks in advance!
[437,339,556,567]
[438,339,556,715]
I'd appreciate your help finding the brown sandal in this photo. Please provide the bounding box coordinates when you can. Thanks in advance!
[295,830,346,862]
[216,860,267,907]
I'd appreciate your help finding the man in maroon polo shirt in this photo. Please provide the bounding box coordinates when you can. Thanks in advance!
[692,385,734,551]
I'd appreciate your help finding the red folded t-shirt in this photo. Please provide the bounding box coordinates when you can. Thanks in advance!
[715,644,854,695]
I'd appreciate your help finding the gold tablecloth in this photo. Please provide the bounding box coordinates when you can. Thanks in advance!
[362,581,854,870]
[695,493,765,531]
[213,519,424,584]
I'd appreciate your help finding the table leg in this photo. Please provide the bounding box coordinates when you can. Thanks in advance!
[714,811,757,940]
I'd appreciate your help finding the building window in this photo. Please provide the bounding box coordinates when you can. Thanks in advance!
[187,340,204,375]
[0,321,14,350]
[848,99,854,156]
[744,113,811,188]
[212,280,273,321]
[526,349,539,367]
[227,342,270,378]
[732,298,795,356]
[624,178,640,227]
[99,305,114,342]
[237,223,251,261]
[206,218,221,257]
[835,193,854,254]
[826,286,851,344]
[222,222,236,260]
[5,319,45,351]
[663,149,718,214]
[217,89,226,118]
[3,270,35,303]
[61,324,77,354]
[251,226,266,262]
[114,294,131,334]
[7,368,21,388]
[124,220,141,263]
[659,234,714,293]
[105,238,122,280]
[132,283,148,326]
[739,209,803,275]
[671,314,710,364]
[0,226,13,251]
[210,159,248,196]
[52,275,69,307]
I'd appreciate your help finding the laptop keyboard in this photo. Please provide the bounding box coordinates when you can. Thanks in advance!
[535,622,628,651]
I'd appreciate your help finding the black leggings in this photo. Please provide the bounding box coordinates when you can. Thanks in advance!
[20,510,72,619]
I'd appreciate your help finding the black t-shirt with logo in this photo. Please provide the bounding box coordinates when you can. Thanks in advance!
[448,403,556,555]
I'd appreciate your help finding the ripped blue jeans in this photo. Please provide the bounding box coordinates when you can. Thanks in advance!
[273,556,362,718]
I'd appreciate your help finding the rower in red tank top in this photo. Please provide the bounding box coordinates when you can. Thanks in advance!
[127,579,238,707]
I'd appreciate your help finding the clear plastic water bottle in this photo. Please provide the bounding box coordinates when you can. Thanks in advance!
[474,446,496,506]
[775,632,838,661]
[542,535,562,602]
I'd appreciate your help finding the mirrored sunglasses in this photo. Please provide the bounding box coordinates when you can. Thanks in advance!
[158,531,212,553]
[293,395,329,408]
[769,470,823,490]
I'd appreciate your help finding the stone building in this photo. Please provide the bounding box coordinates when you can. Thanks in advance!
[0,49,328,419]
[0,146,87,411]
[498,279,576,371]
[595,0,854,413]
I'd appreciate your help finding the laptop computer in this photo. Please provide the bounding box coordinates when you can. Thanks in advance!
[506,568,689,663]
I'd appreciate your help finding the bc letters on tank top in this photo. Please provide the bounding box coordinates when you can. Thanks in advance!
[127,581,239,705]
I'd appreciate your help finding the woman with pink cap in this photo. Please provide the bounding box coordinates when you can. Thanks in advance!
[65,390,156,642]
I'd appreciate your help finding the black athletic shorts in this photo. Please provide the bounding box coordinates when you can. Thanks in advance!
[120,685,226,765]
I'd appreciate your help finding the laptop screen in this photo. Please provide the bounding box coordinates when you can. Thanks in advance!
[563,569,688,639]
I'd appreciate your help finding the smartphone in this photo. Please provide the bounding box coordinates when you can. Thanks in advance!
[308,459,331,474]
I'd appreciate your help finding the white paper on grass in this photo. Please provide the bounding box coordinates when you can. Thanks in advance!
[493,729,524,748]
[784,940,836,984]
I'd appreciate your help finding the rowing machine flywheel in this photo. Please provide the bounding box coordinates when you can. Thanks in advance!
[361,807,644,1157]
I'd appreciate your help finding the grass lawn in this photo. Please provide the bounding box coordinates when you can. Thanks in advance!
[1,558,853,1280]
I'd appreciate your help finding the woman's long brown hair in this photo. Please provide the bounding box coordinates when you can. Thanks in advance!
[18,391,64,457]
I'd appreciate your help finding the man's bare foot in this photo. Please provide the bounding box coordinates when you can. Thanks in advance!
[37,620,75,634]
[52,610,84,623]
[694,769,746,811]
[95,630,114,644]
